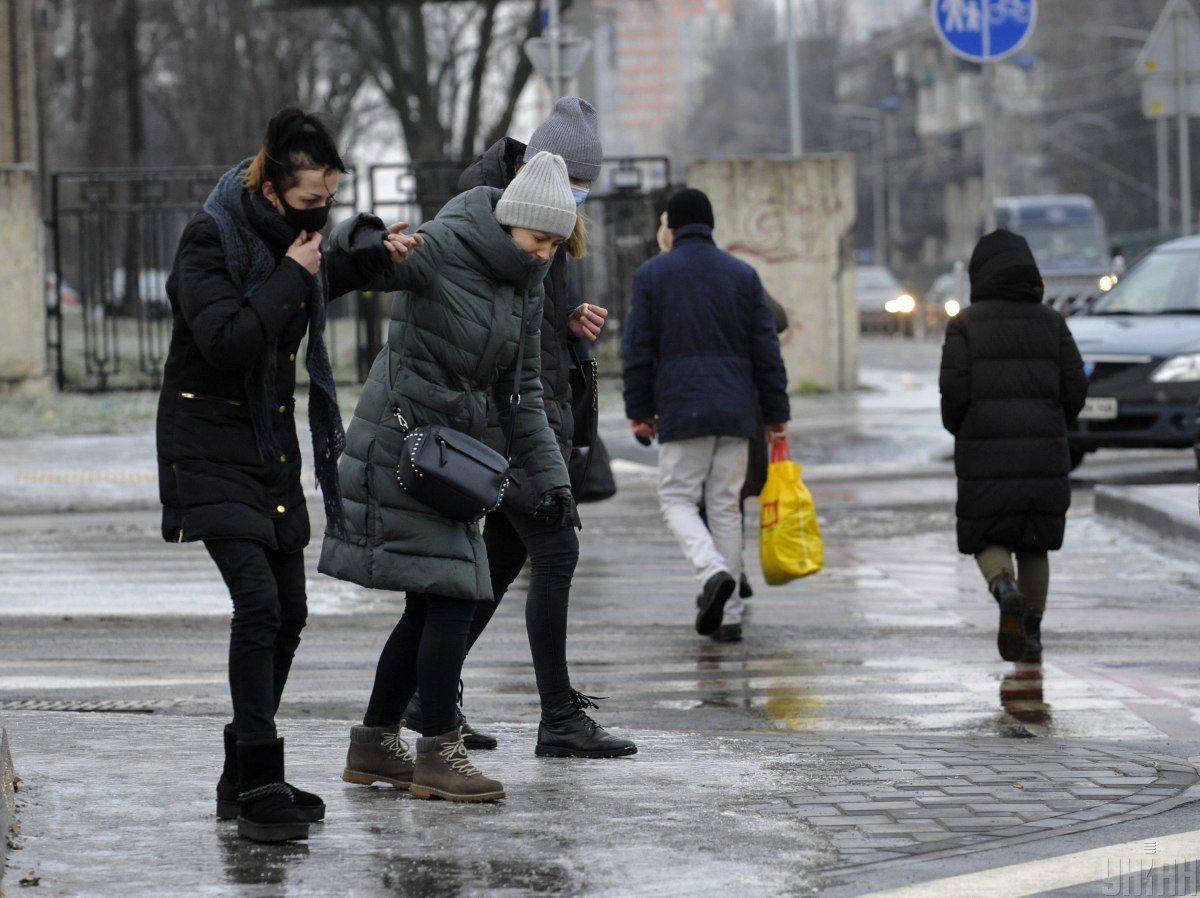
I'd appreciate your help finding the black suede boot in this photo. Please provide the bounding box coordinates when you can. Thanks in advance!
[991,576,1026,663]
[217,725,325,823]
[404,683,498,750]
[1022,615,1043,664]
[235,738,309,843]
[536,691,637,759]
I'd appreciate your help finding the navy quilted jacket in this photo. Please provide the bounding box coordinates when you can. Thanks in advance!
[621,225,790,443]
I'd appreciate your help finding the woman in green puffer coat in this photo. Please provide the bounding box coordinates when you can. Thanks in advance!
[319,152,575,803]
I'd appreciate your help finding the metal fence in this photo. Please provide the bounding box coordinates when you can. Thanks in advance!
[46,157,670,391]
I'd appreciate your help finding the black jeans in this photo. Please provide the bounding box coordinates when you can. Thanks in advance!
[204,539,308,743]
[469,506,579,714]
[363,593,476,736]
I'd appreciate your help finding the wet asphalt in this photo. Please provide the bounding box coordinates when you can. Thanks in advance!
[5,337,1200,896]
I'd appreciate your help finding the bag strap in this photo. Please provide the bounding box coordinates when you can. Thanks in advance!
[503,292,533,460]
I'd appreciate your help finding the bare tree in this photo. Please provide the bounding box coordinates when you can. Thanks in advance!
[329,1,573,163]
[685,0,840,159]
[42,0,369,169]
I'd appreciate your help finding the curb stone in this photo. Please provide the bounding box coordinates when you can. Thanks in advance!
[1,722,14,876]
[1094,484,1200,543]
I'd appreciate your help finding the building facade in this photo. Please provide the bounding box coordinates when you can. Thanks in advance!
[583,0,732,165]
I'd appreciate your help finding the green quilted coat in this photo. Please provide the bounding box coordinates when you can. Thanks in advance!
[318,187,569,601]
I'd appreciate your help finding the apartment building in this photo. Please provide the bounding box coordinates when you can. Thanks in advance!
[580,0,732,165]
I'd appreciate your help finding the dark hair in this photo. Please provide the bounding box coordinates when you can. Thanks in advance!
[243,106,347,193]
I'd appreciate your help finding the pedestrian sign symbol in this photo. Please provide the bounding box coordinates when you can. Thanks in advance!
[932,0,1037,63]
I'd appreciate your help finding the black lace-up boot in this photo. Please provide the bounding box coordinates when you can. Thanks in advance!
[404,682,498,750]
[217,725,325,822]
[535,691,638,759]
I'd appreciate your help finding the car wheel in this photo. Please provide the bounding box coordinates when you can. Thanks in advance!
[1068,447,1089,471]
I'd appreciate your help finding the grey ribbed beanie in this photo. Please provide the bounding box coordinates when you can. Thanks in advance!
[524,97,603,182]
[495,151,577,239]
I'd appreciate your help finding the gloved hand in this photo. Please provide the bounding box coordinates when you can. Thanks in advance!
[534,486,577,529]
[348,222,392,277]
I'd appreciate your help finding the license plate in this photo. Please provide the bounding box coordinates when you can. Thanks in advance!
[1078,397,1118,421]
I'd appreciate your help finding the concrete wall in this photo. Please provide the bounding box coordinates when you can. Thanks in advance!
[688,155,859,392]
[0,166,49,392]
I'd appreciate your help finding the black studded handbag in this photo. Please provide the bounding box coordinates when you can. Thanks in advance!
[391,296,531,524]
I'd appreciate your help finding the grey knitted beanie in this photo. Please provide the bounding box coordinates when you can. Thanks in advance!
[496,151,577,240]
[524,97,603,182]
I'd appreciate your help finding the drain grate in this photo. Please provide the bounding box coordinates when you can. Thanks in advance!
[0,699,183,714]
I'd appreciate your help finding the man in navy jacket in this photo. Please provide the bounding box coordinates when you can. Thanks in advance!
[621,188,790,642]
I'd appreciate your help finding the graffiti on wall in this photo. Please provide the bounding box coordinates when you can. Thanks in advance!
[723,169,847,266]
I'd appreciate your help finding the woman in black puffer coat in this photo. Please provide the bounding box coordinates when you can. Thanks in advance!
[156,107,413,843]
[940,230,1087,666]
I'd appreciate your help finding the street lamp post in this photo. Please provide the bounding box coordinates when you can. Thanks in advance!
[548,0,562,101]
[785,0,804,156]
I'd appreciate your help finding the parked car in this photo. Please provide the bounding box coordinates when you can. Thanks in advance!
[857,265,916,334]
[925,261,968,326]
[1066,235,1200,468]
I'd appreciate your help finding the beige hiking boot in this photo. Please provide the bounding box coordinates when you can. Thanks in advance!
[341,723,415,790]
[410,728,505,803]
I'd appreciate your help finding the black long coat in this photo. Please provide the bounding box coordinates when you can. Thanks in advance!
[458,137,591,512]
[156,195,373,553]
[939,230,1088,556]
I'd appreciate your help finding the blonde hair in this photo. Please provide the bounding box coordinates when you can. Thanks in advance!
[566,208,588,260]
[656,212,673,254]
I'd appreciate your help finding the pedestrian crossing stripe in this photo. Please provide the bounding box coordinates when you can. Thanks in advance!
[860,823,1200,897]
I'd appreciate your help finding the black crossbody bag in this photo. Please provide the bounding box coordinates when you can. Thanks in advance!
[390,297,531,524]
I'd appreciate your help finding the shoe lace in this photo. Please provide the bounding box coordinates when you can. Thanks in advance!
[382,728,415,763]
[566,690,606,732]
[439,729,482,777]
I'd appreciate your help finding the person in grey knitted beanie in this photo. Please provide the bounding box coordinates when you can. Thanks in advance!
[524,98,603,183]
[495,151,577,240]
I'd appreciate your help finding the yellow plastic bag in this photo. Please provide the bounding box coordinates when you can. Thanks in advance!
[760,440,823,585]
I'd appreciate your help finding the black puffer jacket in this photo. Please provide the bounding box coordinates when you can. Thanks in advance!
[156,195,374,552]
[939,230,1088,556]
[458,137,590,512]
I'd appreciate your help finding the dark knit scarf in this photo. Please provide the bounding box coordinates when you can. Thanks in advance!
[202,158,346,533]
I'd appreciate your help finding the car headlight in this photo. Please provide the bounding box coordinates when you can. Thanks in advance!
[1098,274,1118,292]
[1151,354,1200,382]
[944,299,961,317]
[885,294,916,314]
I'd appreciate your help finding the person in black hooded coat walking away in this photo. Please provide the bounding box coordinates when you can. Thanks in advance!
[156,106,418,843]
[939,229,1087,665]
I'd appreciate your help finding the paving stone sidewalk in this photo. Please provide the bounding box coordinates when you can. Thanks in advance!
[4,713,1197,896]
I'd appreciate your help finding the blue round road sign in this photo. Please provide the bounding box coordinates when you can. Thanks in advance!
[932,0,1037,63]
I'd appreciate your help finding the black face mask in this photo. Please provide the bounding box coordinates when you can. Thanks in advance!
[279,194,331,233]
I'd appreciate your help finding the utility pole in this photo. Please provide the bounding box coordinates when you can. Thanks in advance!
[548,0,562,101]
[785,0,804,155]
[884,109,901,269]
[1176,7,1194,235]
[1159,118,1172,235]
